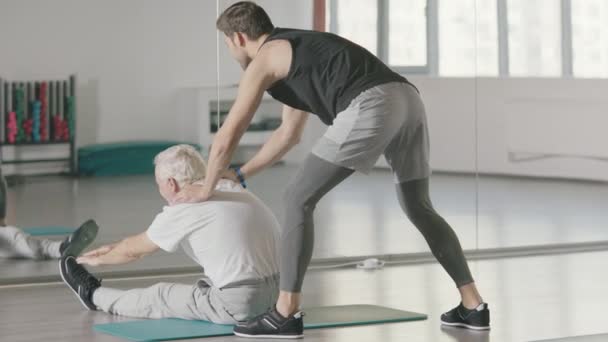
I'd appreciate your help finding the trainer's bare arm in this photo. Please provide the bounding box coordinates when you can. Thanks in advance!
[238,105,308,179]
[77,232,159,266]
[176,40,292,202]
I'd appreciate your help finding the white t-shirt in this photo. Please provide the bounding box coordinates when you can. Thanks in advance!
[146,180,279,288]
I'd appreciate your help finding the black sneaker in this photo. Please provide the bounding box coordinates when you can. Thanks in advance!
[59,255,101,310]
[440,302,490,330]
[59,219,99,258]
[233,307,304,339]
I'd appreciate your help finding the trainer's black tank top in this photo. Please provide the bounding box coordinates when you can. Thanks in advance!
[263,27,414,125]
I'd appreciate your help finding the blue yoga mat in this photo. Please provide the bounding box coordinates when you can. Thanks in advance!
[94,304,427,341]
[24,226,74,236]
[532,334,608,342]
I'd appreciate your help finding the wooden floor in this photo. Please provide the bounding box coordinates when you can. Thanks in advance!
[2,166,608,341]
[2,250,608,342]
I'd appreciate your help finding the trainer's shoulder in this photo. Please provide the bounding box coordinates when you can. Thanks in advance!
[256,41,293,79]
[259,39,292,58]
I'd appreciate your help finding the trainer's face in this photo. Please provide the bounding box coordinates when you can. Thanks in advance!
[224,33,251,69]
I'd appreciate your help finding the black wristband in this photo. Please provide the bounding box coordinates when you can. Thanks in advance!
[234,167,247,189]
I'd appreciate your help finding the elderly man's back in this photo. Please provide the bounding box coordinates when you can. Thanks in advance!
[147,179,279,289]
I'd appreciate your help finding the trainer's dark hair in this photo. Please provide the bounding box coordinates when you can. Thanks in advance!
[216,1,274,40]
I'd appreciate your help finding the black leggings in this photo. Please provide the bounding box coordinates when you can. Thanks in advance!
[279,153,474,292]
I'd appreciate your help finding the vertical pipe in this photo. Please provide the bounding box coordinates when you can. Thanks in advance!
[427,0,439,75]
[5,82,15,113]
[497,0,510,76]
[57,81,63,119]
[28,82,34,141]
[313,0,326,32]
[69,75,77,174]
[377,0,388,62]
[62,81,68,118]
[23,82,29,121]
[0,78,6,144]
[216,0,221,132]
[561,0,573,77]
[50,81,55,140]
[0,78,4,144]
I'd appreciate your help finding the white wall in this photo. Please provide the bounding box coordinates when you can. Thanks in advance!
[0,0,313,148]
[3,1,607,182]
[376,77,608,182]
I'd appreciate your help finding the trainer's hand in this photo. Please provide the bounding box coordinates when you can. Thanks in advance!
[173,184,213,204]
[221,169,239,183]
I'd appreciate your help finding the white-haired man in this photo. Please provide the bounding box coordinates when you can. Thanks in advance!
[59,144,280,324]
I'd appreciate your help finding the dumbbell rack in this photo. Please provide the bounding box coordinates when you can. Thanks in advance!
[0,75,77,175]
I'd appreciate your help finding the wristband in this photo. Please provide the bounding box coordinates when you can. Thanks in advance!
[234,167,247,189]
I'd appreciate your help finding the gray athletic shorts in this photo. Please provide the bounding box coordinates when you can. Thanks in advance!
[312,81,431,183]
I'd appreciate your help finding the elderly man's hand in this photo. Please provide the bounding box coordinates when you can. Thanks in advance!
[77,243,116,266]
[173,184,213,204]
[80,243,116,259]
[77,255,104,266]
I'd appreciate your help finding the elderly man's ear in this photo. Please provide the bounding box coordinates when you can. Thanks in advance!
[168,177,180,193]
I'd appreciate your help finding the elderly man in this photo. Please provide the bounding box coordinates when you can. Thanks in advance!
[59,144,279,324]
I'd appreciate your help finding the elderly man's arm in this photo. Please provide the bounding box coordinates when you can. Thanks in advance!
[77,232,159,266]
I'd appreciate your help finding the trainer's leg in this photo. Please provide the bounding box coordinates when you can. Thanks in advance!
[93,282,235,323]
[397,178,482,308]
[0,226,62,259]
[277,154,354,317]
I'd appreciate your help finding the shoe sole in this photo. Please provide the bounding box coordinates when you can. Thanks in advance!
[234,331,304,339]
[58,256,96,311]
[440,320,490,331]
[62,219,99,257]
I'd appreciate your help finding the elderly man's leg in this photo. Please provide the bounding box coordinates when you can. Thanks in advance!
[0,167,62,259]
[93,281,236,323]
[0,226,62,259]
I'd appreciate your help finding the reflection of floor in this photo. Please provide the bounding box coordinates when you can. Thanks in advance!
[2,165,608,283]
[1,250,608,342]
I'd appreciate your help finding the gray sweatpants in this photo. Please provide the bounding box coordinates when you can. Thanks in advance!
[93,275,279,324]
[0,226,62,259]
[0,169,62,260]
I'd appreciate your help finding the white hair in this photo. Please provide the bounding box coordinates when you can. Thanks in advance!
[154,144,206,186]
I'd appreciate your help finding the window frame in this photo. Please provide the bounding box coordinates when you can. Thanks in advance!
[328,0,578,78]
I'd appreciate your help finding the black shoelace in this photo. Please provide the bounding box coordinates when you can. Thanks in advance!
[70,262,101,289]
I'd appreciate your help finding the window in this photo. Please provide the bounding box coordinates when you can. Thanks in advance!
[328,0,608,78]
[507,0,562,77]
[572,0,608,78]
[438,0,499,76]
[388,0,427,67]
[335,0,378,55]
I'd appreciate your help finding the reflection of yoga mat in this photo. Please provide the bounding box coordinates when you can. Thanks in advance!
[24,226,74,236]
[531,334,608,342]
[93,304,427,341]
